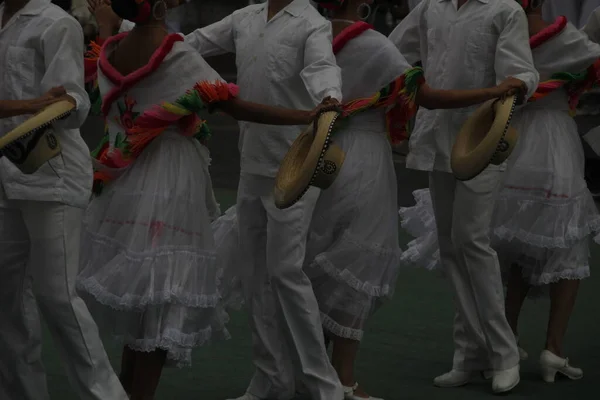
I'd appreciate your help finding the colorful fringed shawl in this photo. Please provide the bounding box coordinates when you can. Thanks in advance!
[333,21,424,145]
[528,16,600,114]
[84,33,239,194]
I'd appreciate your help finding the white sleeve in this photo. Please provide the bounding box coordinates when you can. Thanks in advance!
[493,8,539,100]
[40,16,90,129]
[184,14,236,57]
[582,6,600,43]
[300,21,342,103]
[388,1,424,66]
[119,19,136,33]
[535,23,600,76]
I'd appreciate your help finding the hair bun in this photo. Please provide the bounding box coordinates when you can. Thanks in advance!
[112,0,152,23]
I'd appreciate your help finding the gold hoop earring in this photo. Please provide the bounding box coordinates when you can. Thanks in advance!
[152,0,167,20]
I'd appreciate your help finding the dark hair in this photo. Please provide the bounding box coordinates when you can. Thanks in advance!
[52,0,73,12]
[111,0,141,21]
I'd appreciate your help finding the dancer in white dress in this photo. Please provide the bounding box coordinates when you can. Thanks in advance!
[400,2,600,384]
[79,1,335,398]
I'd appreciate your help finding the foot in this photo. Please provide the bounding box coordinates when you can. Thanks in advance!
[225,394,261,400]
[492,365,520,394]
[540,350,583,383]
[343,383,383,400]
[518,346,529,361]
[433,370,472,388]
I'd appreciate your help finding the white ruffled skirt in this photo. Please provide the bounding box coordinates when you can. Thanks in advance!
[77,132,229,367]
[305,125,402,341]
[399,108,599,293]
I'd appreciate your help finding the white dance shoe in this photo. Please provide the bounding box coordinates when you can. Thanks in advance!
[518,346,529,361]
[491,365,520,394]
[343,383,383,400]
[540,350,583,383]
[433,370,493,387]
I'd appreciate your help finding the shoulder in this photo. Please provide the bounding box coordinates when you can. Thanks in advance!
[491,0,526,19]
[299,4,331,32]
[37,4,83,36]
[342,30,410,67]
[166,40,224,81]
[232,4,264,20]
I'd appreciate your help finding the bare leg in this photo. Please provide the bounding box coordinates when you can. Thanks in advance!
[129,349,167,400]
[546,279,580,357]
[331,336,372,398]
[504,264,530,336]
[324,330,331,349]
[119,346,136,395]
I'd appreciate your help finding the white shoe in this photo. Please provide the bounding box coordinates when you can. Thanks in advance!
[540,350,583,383]
[518,346,529,361]
[492,365,520,393]
[343,383,383,400]
[225,394,261,400]
[433,370,472,388]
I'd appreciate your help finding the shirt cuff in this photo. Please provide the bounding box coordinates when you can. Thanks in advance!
[510,71,540,102]
[322,89,342,103]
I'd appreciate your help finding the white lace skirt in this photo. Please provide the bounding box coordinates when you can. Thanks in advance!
[77,132,229,367]
[398,109,599,292]
[305,127,403,341]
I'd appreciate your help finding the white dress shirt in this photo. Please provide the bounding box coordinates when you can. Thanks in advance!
[389,0,539,173]
[185,0,342,177]
[0,0,92,208]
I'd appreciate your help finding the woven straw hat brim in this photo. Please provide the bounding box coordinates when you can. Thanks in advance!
[0,100,74,149]
[451,95,517,181]
[274,111,340,209]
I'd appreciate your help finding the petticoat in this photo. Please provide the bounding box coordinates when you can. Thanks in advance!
[77,132,230,367]
[398,105,599,294]
[305,115,403,341]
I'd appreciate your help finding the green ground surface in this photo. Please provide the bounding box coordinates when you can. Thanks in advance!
[43,189,599,399]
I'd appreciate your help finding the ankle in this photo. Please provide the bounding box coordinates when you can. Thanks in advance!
[544,345,562,358]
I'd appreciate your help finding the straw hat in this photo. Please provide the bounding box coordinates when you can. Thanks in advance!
[0,100,73,174]
[274,111,344,209]
[451,95,518,181]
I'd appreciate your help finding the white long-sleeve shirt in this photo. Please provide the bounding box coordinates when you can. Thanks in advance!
[388,0,539,173]
[185,0,342,177]
[0,0,92,208]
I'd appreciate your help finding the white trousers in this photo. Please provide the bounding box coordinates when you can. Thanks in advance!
[0,191,127,400]
[236,174,342,400]
[429,169,519,372]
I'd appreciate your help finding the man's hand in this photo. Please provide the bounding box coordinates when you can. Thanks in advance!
[493,77,527,104]
[88,0,122,37]
[308,96,342,122]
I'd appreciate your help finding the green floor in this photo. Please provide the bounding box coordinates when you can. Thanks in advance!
[43,189,599,399]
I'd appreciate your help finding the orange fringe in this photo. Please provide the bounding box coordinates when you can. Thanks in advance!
[194,81,232,104]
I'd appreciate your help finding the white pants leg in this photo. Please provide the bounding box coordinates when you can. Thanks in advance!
[0,202,49,400]
[429,170,519,372]
[0,197,127,400]
[238,174,342,400]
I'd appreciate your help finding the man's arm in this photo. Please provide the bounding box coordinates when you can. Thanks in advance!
[300,21,342,104]
[40,17,90,129]
[388,1,424,66]
[494,8,539,101]
[184,14,236,57]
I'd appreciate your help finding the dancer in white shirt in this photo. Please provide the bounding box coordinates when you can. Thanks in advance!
[389,0,539,393]
[0,0,128,399]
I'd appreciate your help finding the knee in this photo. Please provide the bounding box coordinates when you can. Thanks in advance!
[450,226,491,254]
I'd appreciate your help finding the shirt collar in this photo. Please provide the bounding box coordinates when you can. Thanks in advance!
[256,0,309,18]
